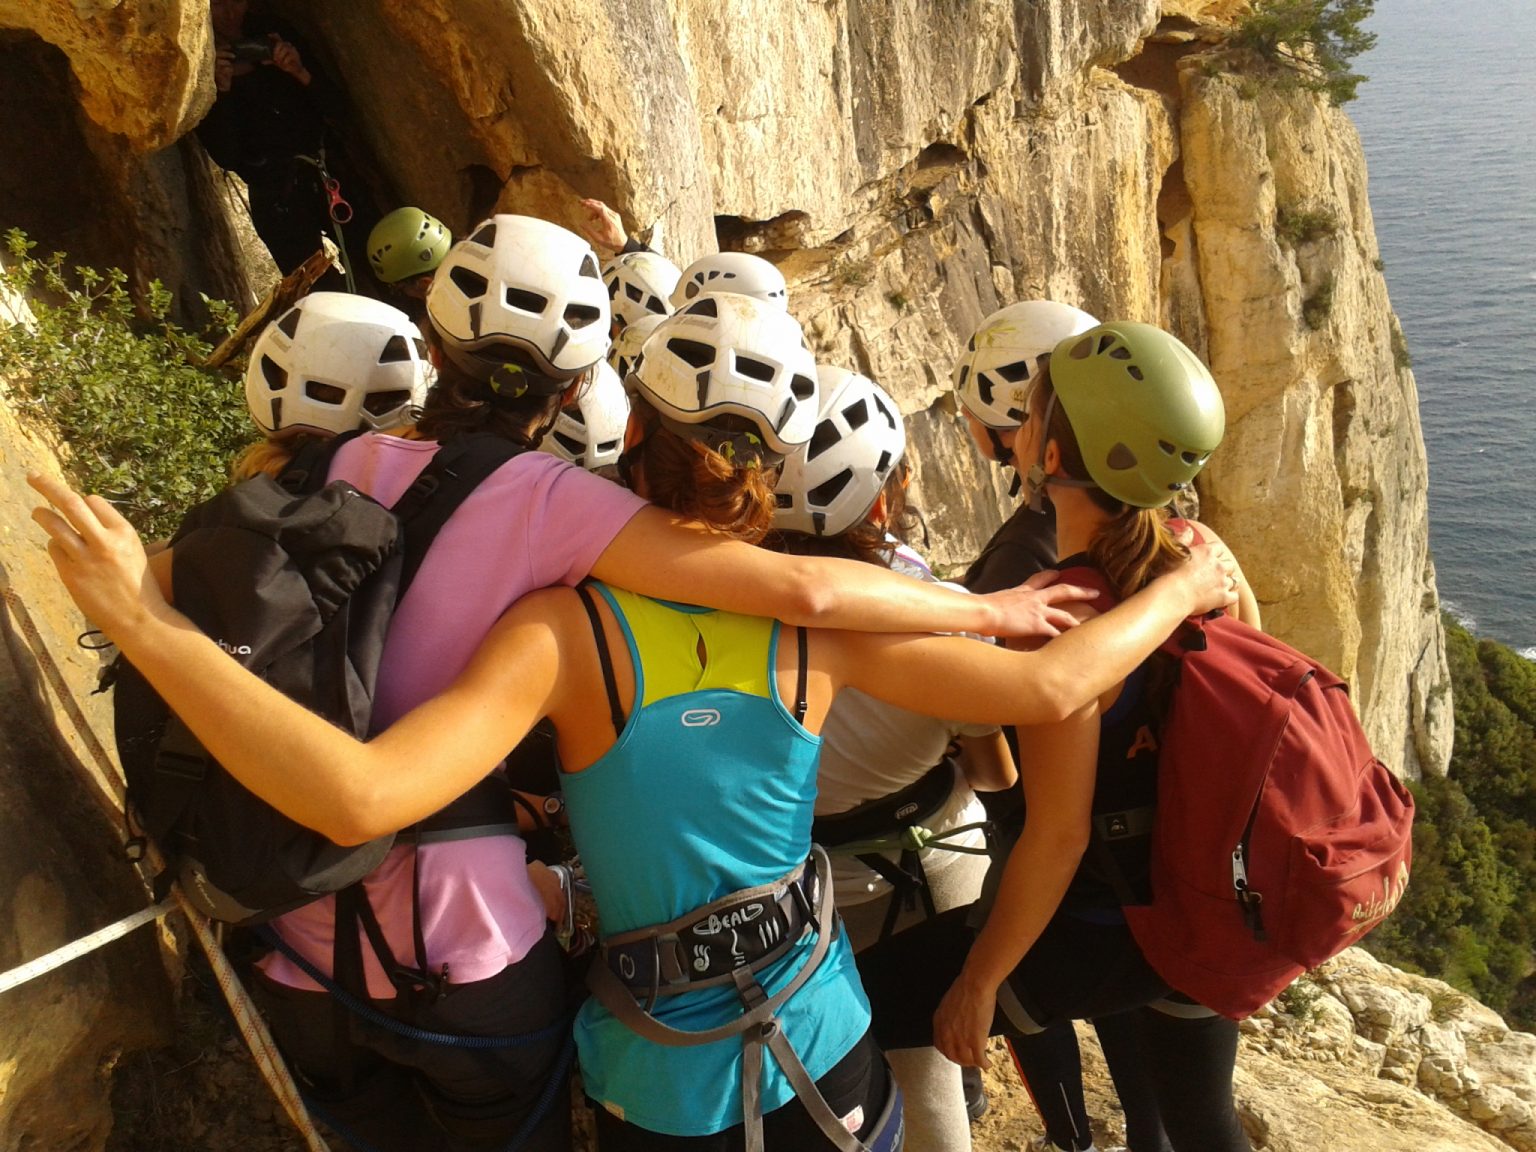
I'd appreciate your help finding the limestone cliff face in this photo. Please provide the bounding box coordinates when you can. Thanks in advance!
[0,1,1466,1148]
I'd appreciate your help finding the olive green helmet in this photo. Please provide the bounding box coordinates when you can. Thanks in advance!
[1047,322,1225,508]
[368,207,452,284]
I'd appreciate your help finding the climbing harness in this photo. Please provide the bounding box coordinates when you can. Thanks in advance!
[813,758,993,941]
[588,846,905,1152]
[296,149,356,292]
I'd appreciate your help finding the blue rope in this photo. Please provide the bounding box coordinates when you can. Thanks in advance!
[255,926,569,1050]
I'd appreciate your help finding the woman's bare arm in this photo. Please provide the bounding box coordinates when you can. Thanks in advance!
[819,542,1235,727]
[953,731,1017,793]
[29,473,560,844]
[933,704,1101,1067]
[592,505,1095,641]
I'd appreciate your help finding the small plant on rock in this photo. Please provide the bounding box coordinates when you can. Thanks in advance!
[1277,978,1326,1024]
[0,228,246,537]
[1276,204,1339,247]
[1302,274,1336,329]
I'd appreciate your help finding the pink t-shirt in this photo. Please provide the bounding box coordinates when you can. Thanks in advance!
[258,434,646,996]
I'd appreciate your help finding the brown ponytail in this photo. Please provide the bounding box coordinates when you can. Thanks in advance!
[627,397,777,543]
[413,348,565,449]
[1033,370,1189,597]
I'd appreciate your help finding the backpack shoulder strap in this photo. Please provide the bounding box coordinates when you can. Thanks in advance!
[1052,553,1120,607]
[392,434,527,596]
[276,429,363,495]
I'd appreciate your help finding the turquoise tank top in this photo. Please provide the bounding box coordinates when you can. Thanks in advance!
[564,584,871,1137]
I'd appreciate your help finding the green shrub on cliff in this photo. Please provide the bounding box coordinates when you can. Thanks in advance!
[1233,0,1377,105]
[1364,617,1536,1029]
[0,229,247,538]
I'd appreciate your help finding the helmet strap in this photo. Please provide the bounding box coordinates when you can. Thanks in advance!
[1023,392,1056,513]
[985,426,1015,469]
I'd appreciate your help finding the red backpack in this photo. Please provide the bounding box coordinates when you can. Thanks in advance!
[1058,560,1415,1020]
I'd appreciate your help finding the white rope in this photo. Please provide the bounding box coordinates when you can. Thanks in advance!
[0,898,175,995]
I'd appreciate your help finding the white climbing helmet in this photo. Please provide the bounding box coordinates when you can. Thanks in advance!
[539,360,631,471]
[603,250,681,330]
[953,300,1100,429]
[632,292,818,459]
[608,312,666,385]
[426,214,611,391]
[774,365,906,538]
[244,292,434,438]
[669,252,788,311]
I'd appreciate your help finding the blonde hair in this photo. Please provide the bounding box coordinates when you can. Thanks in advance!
[230,436,303,482]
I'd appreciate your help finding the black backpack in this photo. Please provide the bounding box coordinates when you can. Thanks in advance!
[108,432,525,925]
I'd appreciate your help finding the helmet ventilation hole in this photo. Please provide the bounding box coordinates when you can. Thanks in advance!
[1109,344,1132,360]
[580,255,600,279]
[564,303,602,329]
[469,222,497,247]
[790,373,816,400]
[806,419,839,461]
[363,390,412,416]
[260,356,288,390]
[808,469,853,507]
[450,267,489,299]
[276,308,302,339]
[668,338,715,368]
[1159,440,1176,455]
[505,287,549,314]
[305,380,348,406]
[995,360,1032,383]
[1106,443,1138,470]
[842,398,869,430]
[735,355,776,382]
[684,297,719,318]
[379,335,412,363]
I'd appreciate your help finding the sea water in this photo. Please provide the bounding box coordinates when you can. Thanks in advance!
[1350,0,1536,656]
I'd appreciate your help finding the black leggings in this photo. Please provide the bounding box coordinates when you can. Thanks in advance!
[249,931,570,1152]
[591,1027,891,1151]
[1008,1015,1172,1152]
[856,906,1251,1152]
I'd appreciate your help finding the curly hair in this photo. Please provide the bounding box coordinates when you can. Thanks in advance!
[626,397,777,543]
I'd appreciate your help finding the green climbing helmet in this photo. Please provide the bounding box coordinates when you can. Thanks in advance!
[1048,321,1225,508]
[368,207,452,284]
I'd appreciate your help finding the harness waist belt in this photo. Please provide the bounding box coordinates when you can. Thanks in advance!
[603,856,822,999]
[811,757,956,847]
